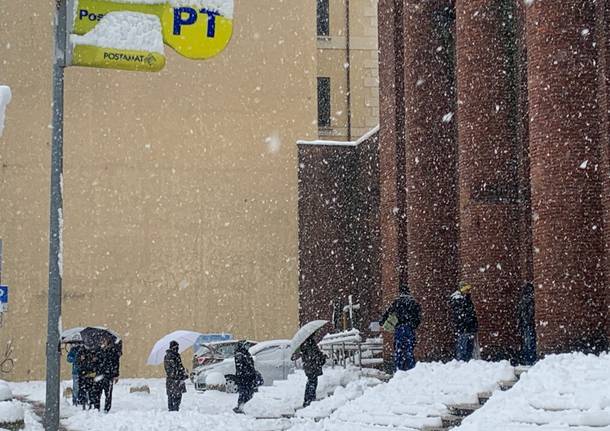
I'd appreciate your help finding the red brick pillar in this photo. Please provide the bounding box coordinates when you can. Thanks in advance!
[604,0,610,342]
[378,0,407,368]
[456,0,523,360]
[527,0,608,354]
[404,0,457,361]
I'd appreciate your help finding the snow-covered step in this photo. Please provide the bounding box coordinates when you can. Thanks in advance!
[454,353,610,431]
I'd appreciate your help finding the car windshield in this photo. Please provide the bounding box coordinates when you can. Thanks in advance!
[215,344,238,357]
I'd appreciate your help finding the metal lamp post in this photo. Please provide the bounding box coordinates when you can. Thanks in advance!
[45,0,68,429]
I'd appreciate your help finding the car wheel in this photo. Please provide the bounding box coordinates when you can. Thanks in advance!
[225,375,239,394]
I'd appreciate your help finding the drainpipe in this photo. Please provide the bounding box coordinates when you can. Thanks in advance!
[345,0,352,141]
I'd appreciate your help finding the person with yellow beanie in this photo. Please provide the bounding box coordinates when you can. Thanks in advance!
[449,281,478,361]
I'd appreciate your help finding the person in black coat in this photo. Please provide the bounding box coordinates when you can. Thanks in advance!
[233,341,257,414]
[518,281,537,365]
[380,287,421,371]
[299,336,326,408]
[164,341,188,412]
[95,339,121,412]
[76,346,98,410]
[449,282,478,361]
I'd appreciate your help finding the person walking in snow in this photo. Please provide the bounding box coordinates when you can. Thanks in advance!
[449,281,478,361]
[96,338,121,412]
[518,281,537,365]
[77,346,99,409]
[67,344,83,406]
[380,286,421,371]
[298,336,326,407]
[164,341,188,412]
[233,341,257,414]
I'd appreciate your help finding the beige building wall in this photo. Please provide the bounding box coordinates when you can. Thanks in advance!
[317,0,379,140]
[0,0,316,380]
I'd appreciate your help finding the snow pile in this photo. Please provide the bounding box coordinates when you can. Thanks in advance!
[291,360,515,430]
[0,400,24,423]
[0,85,11,138]
[456,353,610,431]
[0,381,12,402]
[71,12,164,54]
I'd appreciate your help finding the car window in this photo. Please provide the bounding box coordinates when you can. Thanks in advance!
[195,346,212,357]
[216,344,237,357]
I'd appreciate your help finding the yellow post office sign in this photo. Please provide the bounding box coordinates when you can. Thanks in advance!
[70,0,234,71]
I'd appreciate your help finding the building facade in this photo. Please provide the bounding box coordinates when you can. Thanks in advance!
[300,0,609,363]
[0,1,317,380]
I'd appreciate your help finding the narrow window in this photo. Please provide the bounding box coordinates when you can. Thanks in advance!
[317,0,330,37]
[317,77,331,128]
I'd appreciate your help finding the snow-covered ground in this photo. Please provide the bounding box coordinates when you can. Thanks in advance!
[290,360,515,431]
[6,355,610,431]
[8,367,370,431]
[456,353,610,431]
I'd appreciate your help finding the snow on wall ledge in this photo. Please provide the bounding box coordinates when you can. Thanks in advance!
[71,11,164,54]
[102,0,234,18]
[0,85,12,138]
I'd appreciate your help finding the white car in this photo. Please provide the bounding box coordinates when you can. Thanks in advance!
[193,339,294,393]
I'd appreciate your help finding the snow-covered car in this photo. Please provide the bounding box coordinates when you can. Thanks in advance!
[191,340,257,378]
[193,339,294,393]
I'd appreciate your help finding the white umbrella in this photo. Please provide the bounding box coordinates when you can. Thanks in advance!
[289,320,328,354]
[147,330,202,365]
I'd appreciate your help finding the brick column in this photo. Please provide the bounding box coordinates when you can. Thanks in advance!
[604,0,610,342]
[527,0,608,354]
[378,0,406,368]
[404,0,458,361]
[456,0,524,360]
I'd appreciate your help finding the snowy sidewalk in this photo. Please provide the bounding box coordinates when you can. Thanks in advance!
[455,353,610,431]
[288,360,516,431]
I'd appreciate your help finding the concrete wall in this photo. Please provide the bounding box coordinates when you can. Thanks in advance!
[0,0,316,380]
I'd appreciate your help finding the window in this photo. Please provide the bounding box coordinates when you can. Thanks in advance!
[317,77,331,128]
[317,0,330,37]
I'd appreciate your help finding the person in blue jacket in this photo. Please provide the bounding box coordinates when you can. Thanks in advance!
[67,344,83,406]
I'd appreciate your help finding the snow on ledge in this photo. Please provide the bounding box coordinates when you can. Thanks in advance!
[102,0,234,18]
[0,85,12,138]
[71,11,164,54]
[297,125,379,148]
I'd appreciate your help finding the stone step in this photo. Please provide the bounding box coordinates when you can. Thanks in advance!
[478,391,492,405]
[499,379,517,391]
[448,403,480,417]
[514,366,531,378]
[441,414,463,428]
[421,427,449,431]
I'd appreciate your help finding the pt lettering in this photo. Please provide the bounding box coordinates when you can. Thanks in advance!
[173,7,220,38]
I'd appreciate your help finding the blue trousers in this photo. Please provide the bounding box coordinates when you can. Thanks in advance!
[72,374,79,405]
[456,333,475,361]
[394,325,416,371]
[521,329,537,365]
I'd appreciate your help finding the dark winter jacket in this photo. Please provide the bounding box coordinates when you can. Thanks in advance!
[449,291,478,334]
[380,293,421,329]
[518,282,535,335]
[96,345,120,381]
[164,348,188,395]
[234,344,257,390]
[301,338,326,379]
[77,347,100,378]
[67,345,83,376]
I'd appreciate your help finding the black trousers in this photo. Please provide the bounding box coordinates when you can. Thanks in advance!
[99,378,114,412]
[237,386,254,407]
[168,392,182,411]
[303,376,318,407]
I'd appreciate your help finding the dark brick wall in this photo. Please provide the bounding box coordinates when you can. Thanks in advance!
[378,0,406,365]
[527,0,608,354]
[297,133,381,333]
[604,0,610,341]
[403,0,458,362]
[456,0,525,360]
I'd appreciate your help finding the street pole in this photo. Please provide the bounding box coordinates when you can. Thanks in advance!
[45,0,67,429]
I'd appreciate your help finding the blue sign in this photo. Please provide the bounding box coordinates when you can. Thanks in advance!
[0,286,7,304]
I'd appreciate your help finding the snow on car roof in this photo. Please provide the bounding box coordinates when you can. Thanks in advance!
[248,339,290,356]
